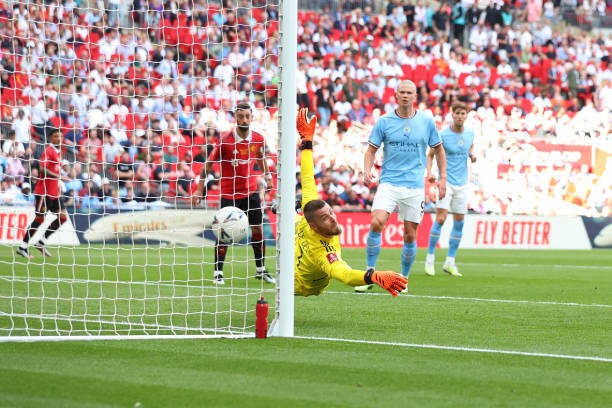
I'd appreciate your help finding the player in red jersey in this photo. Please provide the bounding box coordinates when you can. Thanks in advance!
[17,129,69,259]
[192,102,275,285]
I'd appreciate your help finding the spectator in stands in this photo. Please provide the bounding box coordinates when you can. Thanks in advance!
[103,133,124,165]
[348,99,368,123]
[100,177,115,205]
[63,164,84,199]
[63,105,85,150]
[342,188,365,211]
[296,60,310,109]
[314,78,335,128]
[119,180,136,203]
[78,177,101,210]
[14,182,34,205]
[333,92,352,126]
[153,158,176,195]
[0,179,22,204]
[3,147,26,184]
[175,161,194,197]
[30,98,55,141]
[115,150,134,187]
[451,0,466,46]
[11,109,31,150]
[2,130,25,157]
[135,180,159,203]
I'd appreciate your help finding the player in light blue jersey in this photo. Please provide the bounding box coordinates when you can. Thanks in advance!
[355,80,447,293]
[425,102,476,277]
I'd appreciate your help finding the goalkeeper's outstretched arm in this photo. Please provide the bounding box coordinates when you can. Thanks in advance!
[296,107,407,297]
[327,262,407,297]
[296,107,319,207]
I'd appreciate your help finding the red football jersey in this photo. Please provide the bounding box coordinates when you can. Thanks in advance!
[208,130,266,199]
[34,144,61,198]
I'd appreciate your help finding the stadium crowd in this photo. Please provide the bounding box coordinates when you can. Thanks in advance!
[0,0,610,217]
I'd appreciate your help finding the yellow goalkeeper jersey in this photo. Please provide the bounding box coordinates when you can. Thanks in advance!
[294,149,366,296]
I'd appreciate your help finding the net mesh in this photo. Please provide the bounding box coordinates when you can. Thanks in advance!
[0,0,280,338]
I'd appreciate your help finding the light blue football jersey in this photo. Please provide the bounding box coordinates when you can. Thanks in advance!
[368,110,441,188]
[439,126,474,186]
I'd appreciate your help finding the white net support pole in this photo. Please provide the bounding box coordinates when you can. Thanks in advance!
[269,0,296,337]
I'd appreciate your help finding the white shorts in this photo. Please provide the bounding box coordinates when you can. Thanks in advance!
[372,183,425,223]
[436,183,468,214]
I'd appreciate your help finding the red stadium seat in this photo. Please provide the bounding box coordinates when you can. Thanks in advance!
[382,87,395,104]
[401,64,412,80]
[520,98,533,113]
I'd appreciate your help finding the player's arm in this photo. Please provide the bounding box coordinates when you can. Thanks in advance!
[468,145,477,163]
[257,144,273,190]
[296,107,318,207]
[363,143,378,185]
[40,165,61,179]
[431,143,447,200]
[325,259,407,297]
[192,159,215,206]
[426,146,436,183]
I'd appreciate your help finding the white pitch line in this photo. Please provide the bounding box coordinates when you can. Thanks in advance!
[452,262,612,270]
[327,290,612,308]
[295,335,612,363]
[410,294,612,308]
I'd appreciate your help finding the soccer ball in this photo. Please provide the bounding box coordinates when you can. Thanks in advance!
[211,206,249,244]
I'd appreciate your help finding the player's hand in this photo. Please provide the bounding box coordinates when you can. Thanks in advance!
[263,173,273,190]
[437,177,447,200]
[296,107,316,142]
[191,187,204,206]
[426,171,436,183]
[365,270,407,297]
[364,169,376,185]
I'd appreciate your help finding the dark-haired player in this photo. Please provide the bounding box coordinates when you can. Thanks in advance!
[17,129,68,259]
[192,102,275,285]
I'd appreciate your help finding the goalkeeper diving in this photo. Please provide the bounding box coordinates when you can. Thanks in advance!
[293,108,407,297]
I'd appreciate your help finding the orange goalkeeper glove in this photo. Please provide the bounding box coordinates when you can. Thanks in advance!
[364,270,407,297]
[296,107,316,143]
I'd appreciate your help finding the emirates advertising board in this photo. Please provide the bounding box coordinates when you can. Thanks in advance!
[0,207,607,249]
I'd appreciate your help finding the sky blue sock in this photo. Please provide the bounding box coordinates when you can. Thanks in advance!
[448,220,465,259]
[366,231,381,269]
[401,241,417,278]
[428,221,442,255]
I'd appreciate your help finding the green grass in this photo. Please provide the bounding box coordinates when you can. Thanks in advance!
[0,246,611,407]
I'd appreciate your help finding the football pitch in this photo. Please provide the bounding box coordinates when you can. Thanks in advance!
[0,246,611,407]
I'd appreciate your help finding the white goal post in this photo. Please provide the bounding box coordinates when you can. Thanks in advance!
[0,0,296,341]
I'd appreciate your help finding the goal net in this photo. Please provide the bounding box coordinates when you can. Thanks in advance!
[0,0,294,339]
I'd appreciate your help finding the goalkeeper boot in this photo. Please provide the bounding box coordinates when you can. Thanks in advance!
[213,272,225,285]
[35,242,52,257]
[16,246,34,259]
[256,270,276,284]
[443,263,462,277]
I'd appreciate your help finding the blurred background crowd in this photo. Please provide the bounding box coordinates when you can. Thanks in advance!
[0,0,610,216]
